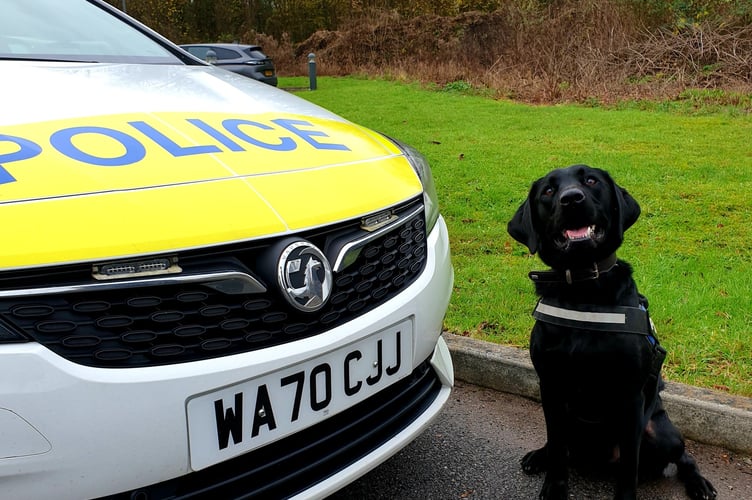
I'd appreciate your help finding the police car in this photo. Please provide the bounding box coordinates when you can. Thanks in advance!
[0,1,454,499]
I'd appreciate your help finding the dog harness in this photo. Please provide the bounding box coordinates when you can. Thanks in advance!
[532,296,667,412]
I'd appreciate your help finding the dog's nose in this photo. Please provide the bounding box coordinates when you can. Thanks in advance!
[559,187,586,206]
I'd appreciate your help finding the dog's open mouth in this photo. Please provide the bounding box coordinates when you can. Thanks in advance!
[555,225,605,249]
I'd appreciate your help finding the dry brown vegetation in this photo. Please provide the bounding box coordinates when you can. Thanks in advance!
[112,0,752,104]
[285,4,752,103]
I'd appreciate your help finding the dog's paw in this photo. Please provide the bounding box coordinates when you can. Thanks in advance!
[614,488,637,500]
[521,448,548,475]
[539,477,568,500]
[685,475,717,500]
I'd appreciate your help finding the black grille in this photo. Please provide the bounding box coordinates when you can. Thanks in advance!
[0,201,427,368]
[99,360,442,500]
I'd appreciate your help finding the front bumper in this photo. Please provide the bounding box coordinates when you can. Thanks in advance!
[0,216,453,499]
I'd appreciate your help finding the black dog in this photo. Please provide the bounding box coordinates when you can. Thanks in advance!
[507,165,716,500]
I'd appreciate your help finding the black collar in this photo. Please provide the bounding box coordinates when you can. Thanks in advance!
[528,253,618,285]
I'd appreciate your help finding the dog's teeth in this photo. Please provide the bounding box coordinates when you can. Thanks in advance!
[562,226,598,242]
[565,227,590,240]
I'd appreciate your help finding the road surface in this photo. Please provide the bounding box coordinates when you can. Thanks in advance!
[329,381,752,499]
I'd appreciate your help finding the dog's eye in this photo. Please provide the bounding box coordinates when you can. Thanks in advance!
[585,177,597,186]
[542,186,554,197]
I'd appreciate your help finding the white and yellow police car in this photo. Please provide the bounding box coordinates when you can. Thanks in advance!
[0,1,454,498]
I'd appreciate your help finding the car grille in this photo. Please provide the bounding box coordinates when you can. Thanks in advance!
[98,359,441,500]
[0,199,427,368]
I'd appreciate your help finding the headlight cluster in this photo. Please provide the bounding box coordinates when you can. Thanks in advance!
[387,137,440,233]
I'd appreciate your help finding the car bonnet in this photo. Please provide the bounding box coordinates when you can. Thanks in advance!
[0,63,423,270]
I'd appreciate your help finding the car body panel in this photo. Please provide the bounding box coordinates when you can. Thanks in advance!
[0,216,454,500]
[0,65,422,270]
[0,2,453,498]
[1,62,324,125]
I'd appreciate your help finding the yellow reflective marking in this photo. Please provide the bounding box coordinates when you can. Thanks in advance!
[0,112,404,201]
[1,180,286,269]
[0,112,423,268]
[249,157,422,230]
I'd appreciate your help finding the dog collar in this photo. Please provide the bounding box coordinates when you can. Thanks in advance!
[532,298,656,337]
[528,254,618,285]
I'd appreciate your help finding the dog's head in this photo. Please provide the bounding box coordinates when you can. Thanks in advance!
[507,165,640,269]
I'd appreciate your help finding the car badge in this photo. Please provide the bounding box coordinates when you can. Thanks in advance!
[277,241,333,312]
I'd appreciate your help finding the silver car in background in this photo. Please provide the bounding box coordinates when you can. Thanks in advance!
[181,43,278,86]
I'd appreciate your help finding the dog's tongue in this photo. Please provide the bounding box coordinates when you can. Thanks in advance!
[565,227,590,240]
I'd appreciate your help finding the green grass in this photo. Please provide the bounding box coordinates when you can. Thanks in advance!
[283,76,752,397]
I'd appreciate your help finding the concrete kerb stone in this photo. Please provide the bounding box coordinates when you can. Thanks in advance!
[444,334,752,455]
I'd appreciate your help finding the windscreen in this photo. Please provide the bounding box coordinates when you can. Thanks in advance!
[0,0,182,64]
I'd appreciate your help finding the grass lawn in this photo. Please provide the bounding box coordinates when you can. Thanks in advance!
[284,76,752,397]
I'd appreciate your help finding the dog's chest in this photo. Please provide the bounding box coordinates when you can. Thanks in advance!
[531,325,652,423]
[531,322,652,389]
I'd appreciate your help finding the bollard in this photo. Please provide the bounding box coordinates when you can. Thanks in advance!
[308,53,317,91]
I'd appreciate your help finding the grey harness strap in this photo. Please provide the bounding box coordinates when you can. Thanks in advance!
[532,299,653,336]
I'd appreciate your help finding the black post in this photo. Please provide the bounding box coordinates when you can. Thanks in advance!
[308,53,317,91]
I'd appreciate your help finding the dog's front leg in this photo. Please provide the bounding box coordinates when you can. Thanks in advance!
[614,394,644,500]
[538,380,569,500]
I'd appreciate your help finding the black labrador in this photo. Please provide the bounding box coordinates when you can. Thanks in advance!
[507,165,717,500]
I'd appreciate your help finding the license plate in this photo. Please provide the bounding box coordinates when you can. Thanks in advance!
[186,319,413,470]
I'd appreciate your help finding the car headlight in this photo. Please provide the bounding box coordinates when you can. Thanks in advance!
[387,137,441,233]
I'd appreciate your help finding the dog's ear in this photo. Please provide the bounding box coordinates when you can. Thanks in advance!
[614,184,641,233]
[507,196,539,254]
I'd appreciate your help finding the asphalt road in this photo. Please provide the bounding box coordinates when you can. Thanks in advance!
[328,381,752,500]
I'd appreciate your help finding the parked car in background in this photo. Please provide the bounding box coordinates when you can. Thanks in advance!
[0,0,453,499]
[181,43,278,86]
